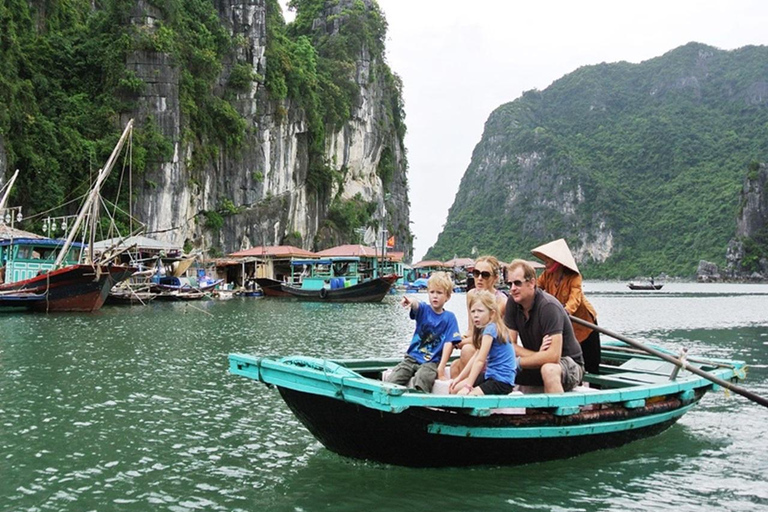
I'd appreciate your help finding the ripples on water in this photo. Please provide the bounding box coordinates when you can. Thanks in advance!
[1,284,767,511]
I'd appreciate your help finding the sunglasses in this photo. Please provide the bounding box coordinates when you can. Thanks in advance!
[472,269,493,279]
[507,279,528,288]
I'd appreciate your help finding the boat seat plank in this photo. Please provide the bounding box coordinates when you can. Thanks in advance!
[619,357,678,375]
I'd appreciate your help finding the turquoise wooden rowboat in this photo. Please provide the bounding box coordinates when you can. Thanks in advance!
[229,342,747,467]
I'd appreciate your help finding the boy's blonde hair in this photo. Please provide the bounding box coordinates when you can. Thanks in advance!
[427,271,453,296]
[469,289,510,349]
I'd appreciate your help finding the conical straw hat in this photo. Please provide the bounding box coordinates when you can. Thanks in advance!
[531,238,579,274]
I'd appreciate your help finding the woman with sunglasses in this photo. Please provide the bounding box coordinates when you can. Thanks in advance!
[447,255,508,379]
[531,238,601,375]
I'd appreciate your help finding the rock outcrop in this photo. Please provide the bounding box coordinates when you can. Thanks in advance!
[724,163,768,280]
[123,0,410,258]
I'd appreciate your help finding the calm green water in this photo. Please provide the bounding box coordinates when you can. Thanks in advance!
[2,283,768,511]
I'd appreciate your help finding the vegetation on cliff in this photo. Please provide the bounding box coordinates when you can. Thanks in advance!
[426,43,768,278]
[265,0,406,243]
[0,0,246,229]
[1,0,407,249]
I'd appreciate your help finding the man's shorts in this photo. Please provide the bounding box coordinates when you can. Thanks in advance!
[560,355,585,391]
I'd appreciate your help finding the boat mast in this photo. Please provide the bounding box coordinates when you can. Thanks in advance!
[54,119,134,267]
[0,169,20,212]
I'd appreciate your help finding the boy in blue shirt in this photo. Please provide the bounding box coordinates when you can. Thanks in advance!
[387,272,462,392]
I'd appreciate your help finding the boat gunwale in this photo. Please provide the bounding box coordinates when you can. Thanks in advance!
[229,348,746,414]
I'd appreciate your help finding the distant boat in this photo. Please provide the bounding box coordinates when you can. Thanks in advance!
[256,274,397,302]
[627,282,664,290]
[229,341,747,467]
[256,256,398,302]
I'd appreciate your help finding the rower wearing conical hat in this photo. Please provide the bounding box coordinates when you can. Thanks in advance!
[531,238,601,375]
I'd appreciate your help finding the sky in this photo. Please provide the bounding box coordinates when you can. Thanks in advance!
[282,1,768,261]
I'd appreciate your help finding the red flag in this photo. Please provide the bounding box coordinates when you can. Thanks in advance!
[386,235,395,248]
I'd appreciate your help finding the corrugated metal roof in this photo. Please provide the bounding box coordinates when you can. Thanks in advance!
[0,225,44,240]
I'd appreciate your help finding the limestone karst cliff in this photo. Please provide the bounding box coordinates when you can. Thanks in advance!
[0,0,411,259]
[725,163,768,279]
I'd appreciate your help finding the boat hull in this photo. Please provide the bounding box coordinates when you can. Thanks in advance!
[278,387,692,467]
[229,349,747,468]
[0,264,135,312]
[259,275,397,303]
[255,278,292,297]
[627,283,664,290]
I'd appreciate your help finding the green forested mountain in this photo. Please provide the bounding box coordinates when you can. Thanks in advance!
[426,42,768,278]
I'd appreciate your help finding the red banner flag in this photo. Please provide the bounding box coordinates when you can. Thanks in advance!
[386,236,395,248]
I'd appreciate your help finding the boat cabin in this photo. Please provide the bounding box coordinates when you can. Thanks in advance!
[0,238,83,284]
[289,257,363,290]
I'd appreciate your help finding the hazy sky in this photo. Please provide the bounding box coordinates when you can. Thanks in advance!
[281,1,768,261]
[376,0,768,261]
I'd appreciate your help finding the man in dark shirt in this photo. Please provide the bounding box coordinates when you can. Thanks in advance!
[503,259,585,392]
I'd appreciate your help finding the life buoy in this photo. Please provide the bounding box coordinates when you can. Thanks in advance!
[319,287,328,299]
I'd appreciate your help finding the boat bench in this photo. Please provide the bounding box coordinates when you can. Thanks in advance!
[586,357,681,388]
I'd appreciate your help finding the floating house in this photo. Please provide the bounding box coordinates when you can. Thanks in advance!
[315,244,406,284]
[227,245,318,285]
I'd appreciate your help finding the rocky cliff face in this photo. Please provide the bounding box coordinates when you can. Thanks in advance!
[724,163,768,279]
[124,0,409,258]
[426,43,768,277]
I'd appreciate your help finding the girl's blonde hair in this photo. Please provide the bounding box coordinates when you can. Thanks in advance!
[469,289,510,349]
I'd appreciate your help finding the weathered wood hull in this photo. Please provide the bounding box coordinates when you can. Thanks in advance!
[0,264,135,312]
[255,278,292,297]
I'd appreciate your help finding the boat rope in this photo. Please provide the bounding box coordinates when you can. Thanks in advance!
[669,348,688,381]
[322,360,345,399]
[184,302,214,317]
[45,270,51,313]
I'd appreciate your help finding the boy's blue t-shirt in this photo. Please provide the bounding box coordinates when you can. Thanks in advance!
[482,323,517,386]
[406,303,462,364]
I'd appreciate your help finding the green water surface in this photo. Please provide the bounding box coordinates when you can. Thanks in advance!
[1,283,767,511]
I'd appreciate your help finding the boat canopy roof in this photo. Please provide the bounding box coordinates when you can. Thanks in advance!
[0,237,85,249]
[291,257,361,266]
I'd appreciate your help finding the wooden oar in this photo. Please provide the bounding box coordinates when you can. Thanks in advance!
[570,315,768,409]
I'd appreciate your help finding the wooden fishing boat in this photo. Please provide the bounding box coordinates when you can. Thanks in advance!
[256,275,397,302]
[0,239,135,312]
[0,120,137,312]
[254,277,291,297]
[627,282,664,290]
[276,273,397,302]
[229,341,747,467]
[255,256,397,302]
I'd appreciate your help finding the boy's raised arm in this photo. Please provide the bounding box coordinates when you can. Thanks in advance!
[401,295,419,311]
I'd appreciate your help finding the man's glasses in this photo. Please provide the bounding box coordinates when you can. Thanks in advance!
[507,279,528,288]
[472,269,493,279]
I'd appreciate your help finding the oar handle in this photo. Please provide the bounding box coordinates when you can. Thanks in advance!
[570,315,768,409]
